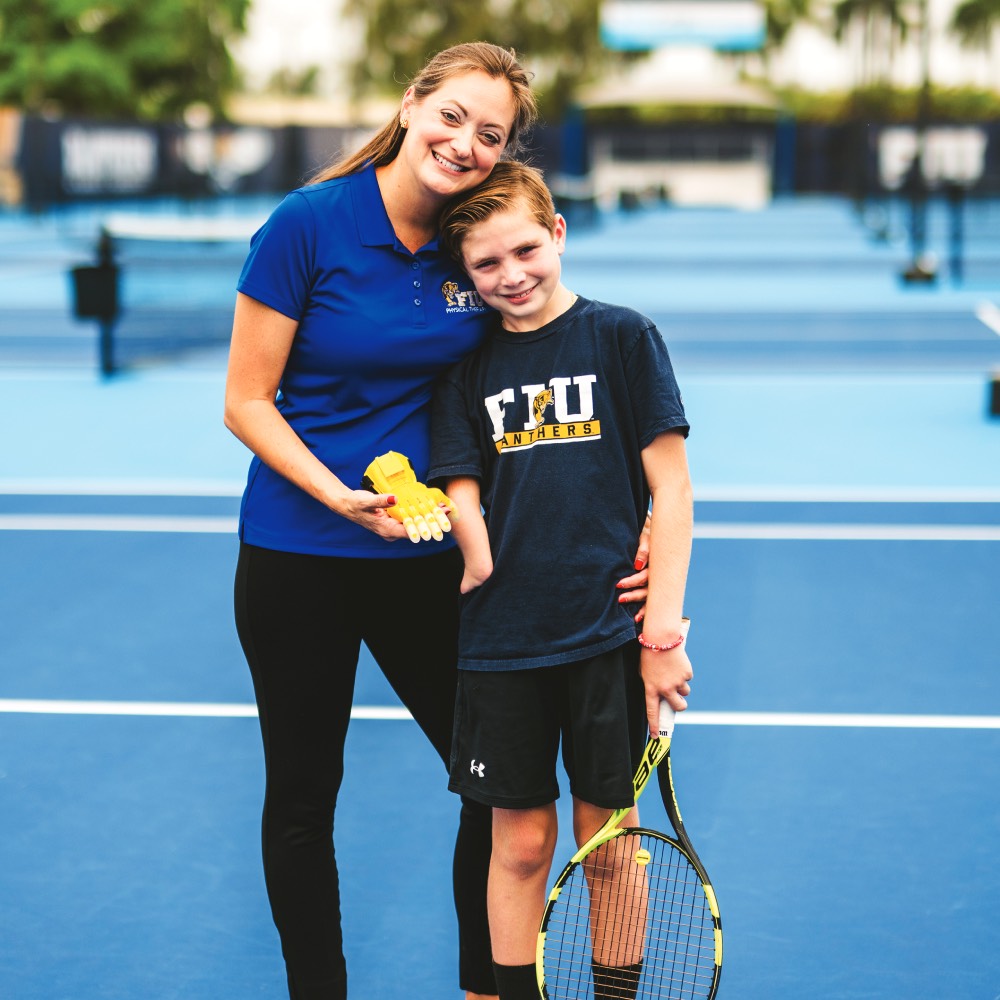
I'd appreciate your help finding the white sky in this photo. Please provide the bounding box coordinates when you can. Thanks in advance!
[232,0,360,93]
[233,0,999,96]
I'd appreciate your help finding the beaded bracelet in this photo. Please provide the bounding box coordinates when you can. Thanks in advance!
[637,632,685,652]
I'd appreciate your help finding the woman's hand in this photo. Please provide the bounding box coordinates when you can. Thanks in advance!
[361,451,456,542]
[616,511,652,621]
[336,490,410,541]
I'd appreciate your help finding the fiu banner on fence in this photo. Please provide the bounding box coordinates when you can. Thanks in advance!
[11,115,357,206]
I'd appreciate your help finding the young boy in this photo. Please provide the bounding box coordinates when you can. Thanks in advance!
[429,162,694,1000]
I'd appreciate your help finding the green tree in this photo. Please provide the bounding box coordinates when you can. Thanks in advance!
[763,0,813,52]
[344,0,622,119]
[950,0,1000,49]
[831,0,910,87]
[950,0,1000,87]
[721,0,812,77]
[0,0,250,120]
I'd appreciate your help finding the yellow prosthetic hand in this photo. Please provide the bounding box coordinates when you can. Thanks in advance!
[362,451,456,543]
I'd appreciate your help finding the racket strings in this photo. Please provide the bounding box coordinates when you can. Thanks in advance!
[542,832,717,999]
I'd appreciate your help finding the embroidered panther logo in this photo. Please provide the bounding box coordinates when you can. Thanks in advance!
[441,279,486,311]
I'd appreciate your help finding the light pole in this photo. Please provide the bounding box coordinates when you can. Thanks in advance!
[901,0,936,282]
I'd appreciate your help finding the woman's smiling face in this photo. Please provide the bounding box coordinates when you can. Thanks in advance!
[398,71,516,201]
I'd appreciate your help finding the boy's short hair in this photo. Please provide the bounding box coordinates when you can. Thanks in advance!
[440,161,556,261]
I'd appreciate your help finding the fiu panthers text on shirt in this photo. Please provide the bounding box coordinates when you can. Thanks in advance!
[485,376,601,454]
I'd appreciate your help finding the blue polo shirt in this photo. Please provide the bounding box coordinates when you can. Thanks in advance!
[236,165,491,557]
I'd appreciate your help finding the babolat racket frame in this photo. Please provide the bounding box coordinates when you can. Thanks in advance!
[536,621,722,999]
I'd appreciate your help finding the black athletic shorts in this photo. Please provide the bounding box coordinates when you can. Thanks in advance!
[448,644,647,810]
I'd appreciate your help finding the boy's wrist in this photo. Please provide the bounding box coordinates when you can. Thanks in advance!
[637,631,685,652]
[638,621,684,642]
[637,616,688,649]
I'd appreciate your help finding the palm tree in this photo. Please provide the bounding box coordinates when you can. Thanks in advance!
[764,0,814,51]
[950,0,1000,87]
[755,0,814,70]
[951,0,1000,46]
[832,0,910,88]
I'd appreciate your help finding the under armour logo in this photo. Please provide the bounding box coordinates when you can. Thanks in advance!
[470,759,485,778]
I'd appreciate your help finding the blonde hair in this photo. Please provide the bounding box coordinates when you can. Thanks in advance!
[311,42,536,183]
[440,160,555,260]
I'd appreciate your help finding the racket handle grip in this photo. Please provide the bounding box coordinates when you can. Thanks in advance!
[658,701,676,739]
[656,617,690,739]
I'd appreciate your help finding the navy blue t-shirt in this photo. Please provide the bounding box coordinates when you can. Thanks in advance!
[429,296,689,670]
[235,165,492,557]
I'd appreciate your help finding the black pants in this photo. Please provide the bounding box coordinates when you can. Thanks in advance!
[234,542,494,999]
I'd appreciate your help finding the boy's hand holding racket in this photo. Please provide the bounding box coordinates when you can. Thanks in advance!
[362,451,457,543]
[638,627,693,732]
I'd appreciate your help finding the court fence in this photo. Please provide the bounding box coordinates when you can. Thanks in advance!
[3,112,999,212]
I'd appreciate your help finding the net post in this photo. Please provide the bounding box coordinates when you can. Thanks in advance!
[69,226,121,377]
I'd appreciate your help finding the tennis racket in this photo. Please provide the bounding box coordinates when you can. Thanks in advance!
[537,620,722,999]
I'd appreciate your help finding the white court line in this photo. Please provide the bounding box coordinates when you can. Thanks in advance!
[103,212,266,242]
[0,514,235,533]
[694,523,1000,541]
[3,515,1000,541]
[0,479,245,497]
[2,483,998,503]
[975,300,1000,337]
[682,711,1000,730]
[0,700,406,720]
[0,699,997,729]
[0,699,259,718]
[0,478,1000,504]
[695,486,1000,503]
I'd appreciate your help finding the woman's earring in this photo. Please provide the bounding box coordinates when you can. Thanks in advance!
[400,117,409,128]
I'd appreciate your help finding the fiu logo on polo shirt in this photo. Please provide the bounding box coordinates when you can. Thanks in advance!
[441,279,487,314]
[485,376,601,453]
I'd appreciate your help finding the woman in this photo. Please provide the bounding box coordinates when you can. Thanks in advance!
[224,42,649,1000]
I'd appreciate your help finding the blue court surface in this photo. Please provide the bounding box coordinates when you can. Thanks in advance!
[1,195,1000,999]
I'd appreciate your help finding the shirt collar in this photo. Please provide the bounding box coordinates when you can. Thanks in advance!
[351,163,441,253]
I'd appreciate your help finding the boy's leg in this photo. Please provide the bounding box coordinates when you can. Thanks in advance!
[448,667,563,1000]
[489,802,558,962]
[562,646,649,1000]
[572,798,645,999]
[489,803,558,1000]
[572,800,638,847]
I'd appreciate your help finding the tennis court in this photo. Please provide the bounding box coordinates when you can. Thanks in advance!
[1,194,999,998]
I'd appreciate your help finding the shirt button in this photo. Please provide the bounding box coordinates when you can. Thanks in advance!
[411,262,420,270]
[413,280,421,288]
[414,298,422,306]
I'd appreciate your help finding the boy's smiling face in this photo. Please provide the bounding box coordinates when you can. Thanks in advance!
[460,204,573,333]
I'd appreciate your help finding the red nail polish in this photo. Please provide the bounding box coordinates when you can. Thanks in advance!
[634,559,645,571]
[618,595,628,603]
